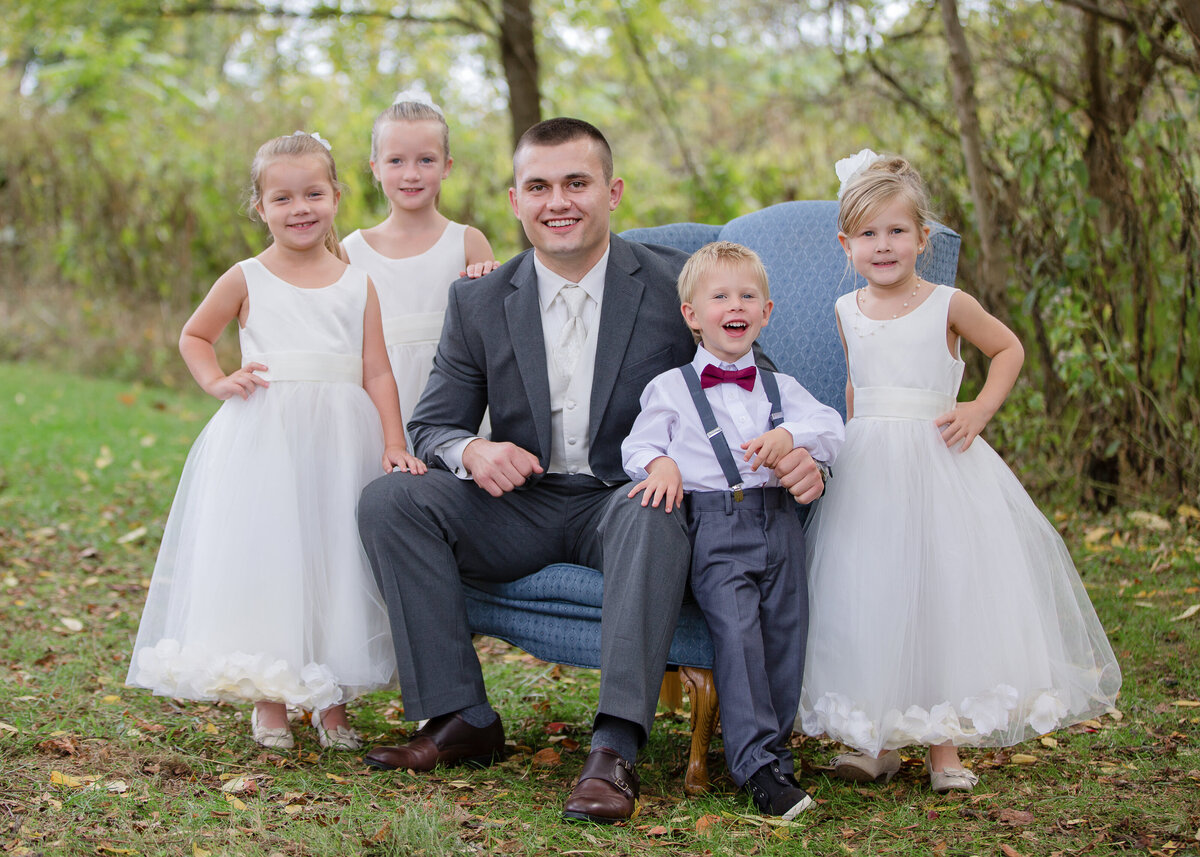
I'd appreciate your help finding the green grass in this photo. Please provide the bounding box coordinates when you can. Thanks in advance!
[1,360,1199,856]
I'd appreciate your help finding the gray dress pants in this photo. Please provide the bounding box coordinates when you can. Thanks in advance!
[358,470,691,740]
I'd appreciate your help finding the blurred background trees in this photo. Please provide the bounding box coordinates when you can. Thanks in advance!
[1,0,1197,503]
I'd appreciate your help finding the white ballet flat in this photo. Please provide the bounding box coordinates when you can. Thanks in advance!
[831,749,901,783]
[311,708,363,751]
[924,757,978,793]
[251,708,294,750]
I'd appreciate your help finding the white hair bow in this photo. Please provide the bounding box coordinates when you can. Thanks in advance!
[293,130,332,151]
[392,89,445,117]
[835,148,880,198]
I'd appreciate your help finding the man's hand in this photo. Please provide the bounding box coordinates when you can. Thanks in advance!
[461,438,544,497]
[774,446,824,505]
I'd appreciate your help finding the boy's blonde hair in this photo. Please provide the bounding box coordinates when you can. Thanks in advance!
[248,132,344,257]
[677,241,771,344]
[837,155,933,237]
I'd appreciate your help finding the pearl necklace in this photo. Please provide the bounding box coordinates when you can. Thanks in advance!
[851,280,926,337]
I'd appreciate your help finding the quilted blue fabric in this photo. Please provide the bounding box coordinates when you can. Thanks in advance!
[620,223,722,256]
[464,564,714,669]
[466,205,961,672]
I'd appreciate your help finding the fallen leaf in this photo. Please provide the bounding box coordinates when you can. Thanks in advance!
[106,780,129,793]
[224,793,247,811]
[60,617,83,632]
[221,776,251,794]
[1001,845,1025,857]
[96,847,136,855]
[646,825,668,836]
[999,808,1035,825]
[1178,504,1200,521]
[193,844,213,857]
[0,721,18,736]
[695,813,721,834]
[50,771,84,788]
[531,747,561,767]
[1083,526,1111,544]
[1040,736,1057,748]
[1080,719,1103,727]
[116,526,147,544]
[1172,604,1200,622]
[1173,700,1200,708]
[1010,753,1038,765]
[1128,510,1170,531]
[101,695,121,703]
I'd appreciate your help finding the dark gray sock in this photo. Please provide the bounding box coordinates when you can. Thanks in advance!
[591,714,639,762]
[458,702,499,729]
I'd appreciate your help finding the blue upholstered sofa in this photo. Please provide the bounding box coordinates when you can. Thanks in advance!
[463,200,961,793]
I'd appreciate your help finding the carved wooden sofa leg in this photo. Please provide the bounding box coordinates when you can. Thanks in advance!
[678,665,719,795]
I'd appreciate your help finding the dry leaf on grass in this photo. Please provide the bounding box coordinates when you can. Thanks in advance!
[531,747,561,767]
[999,808,1035,825]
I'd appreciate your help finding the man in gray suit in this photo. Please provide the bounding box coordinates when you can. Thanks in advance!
[358,118,826,823]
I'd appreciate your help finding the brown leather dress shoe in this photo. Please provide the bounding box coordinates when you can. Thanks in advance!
[562,747,640,824]
[363,712,505,772]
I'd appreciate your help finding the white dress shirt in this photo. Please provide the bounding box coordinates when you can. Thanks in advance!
[622,344,845,493]
[436,248,610,478]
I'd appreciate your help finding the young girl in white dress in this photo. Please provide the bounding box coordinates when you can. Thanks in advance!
[341,94,498,436]
[798,153,1121,793]
[127,132,426,751]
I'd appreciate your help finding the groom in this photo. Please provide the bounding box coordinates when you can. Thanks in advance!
[357,117,826,823]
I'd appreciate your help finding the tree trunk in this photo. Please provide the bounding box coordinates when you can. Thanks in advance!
[497,0,541,152]
[939,0,1008,318]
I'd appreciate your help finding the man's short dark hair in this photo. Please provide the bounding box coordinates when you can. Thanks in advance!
[514,117,614,183]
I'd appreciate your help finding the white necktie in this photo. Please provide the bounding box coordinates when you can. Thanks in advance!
[555,284,588,379]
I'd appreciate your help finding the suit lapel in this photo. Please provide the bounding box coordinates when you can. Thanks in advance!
[590,235,643,443]
[505,254,552,462]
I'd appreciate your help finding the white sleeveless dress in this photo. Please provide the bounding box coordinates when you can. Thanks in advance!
[798,284,1120,754]
[127,259,397,711]
[342,222,467,437]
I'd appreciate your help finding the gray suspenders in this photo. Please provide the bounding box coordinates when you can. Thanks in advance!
[680,365,784,502]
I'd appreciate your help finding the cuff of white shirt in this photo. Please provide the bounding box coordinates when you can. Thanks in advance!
[436,436,481,479]
[624,450,666,483]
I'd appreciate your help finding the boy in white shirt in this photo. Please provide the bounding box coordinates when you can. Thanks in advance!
[621,241,844,818]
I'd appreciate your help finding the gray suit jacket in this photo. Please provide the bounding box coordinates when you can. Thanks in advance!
[409,233,696,484]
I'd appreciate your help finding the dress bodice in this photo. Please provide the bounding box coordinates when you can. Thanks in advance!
[237,258,367,383]
[836,283,965,399]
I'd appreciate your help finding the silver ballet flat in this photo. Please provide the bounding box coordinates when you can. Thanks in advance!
[924,757,979,793]
[831,749,902,783]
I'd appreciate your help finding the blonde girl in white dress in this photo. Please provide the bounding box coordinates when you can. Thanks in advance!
[799,152,1121,793]
[127,132,426,751]
[342,94,498,438]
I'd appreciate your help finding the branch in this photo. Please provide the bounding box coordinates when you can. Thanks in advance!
[863,52,958,142]
[161,2,489,35]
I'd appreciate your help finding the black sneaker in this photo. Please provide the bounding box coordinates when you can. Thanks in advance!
[744,761,814,820]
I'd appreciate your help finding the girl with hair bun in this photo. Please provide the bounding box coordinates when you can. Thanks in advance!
[799,151,1121,794]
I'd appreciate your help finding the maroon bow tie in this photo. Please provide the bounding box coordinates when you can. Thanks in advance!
[700,364,756,391]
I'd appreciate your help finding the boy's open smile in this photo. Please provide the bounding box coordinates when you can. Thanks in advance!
[681,264,773,365]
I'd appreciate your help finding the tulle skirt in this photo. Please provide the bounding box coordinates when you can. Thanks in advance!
[126,380,397,711]
[798,412,1121,754]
